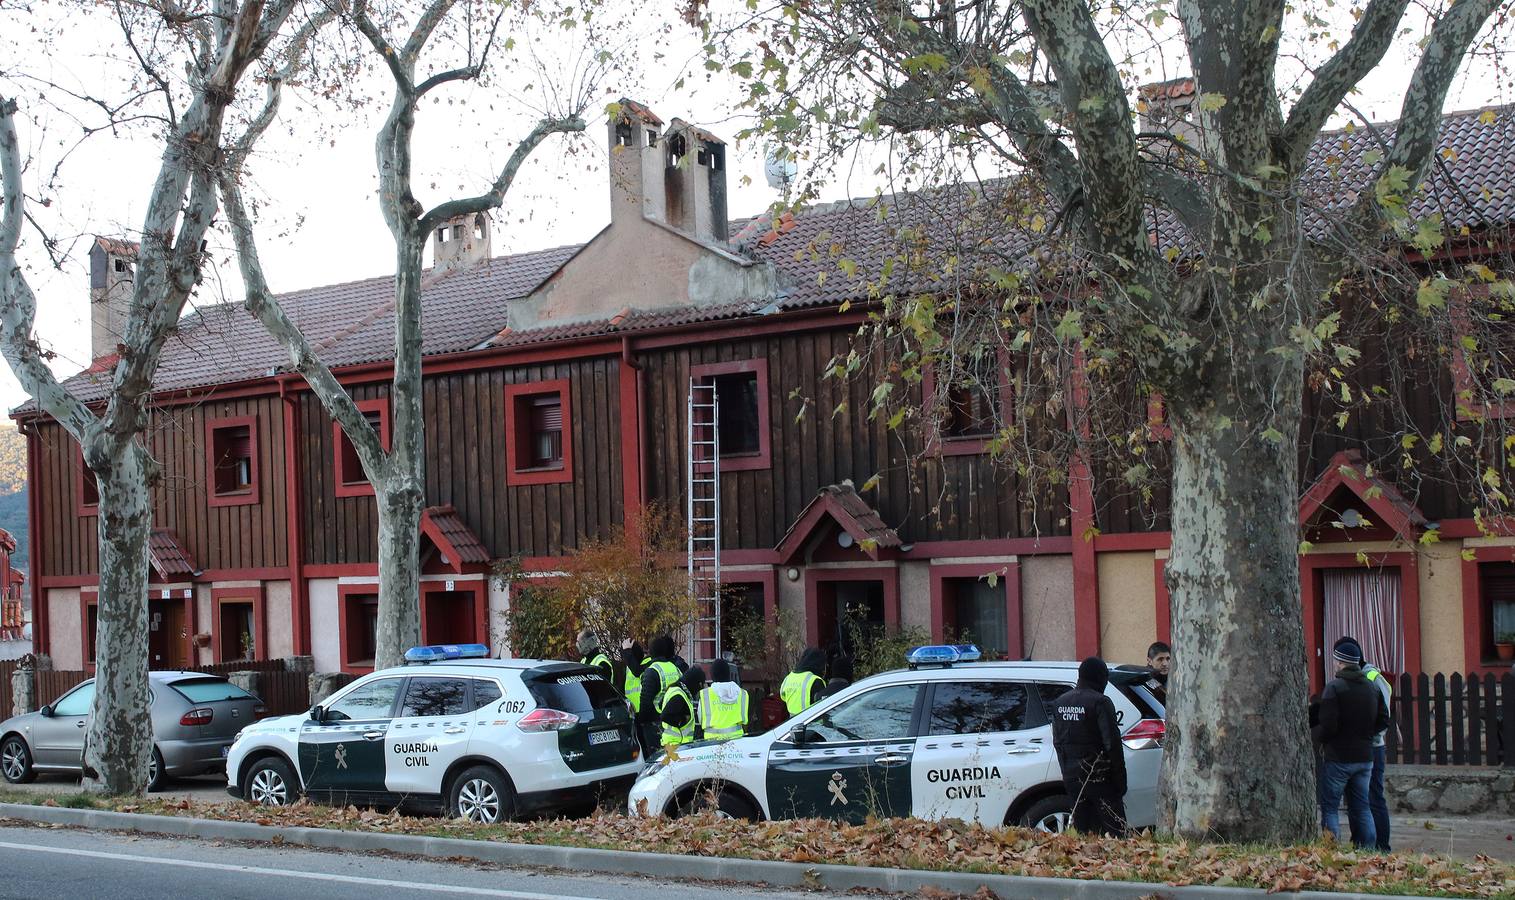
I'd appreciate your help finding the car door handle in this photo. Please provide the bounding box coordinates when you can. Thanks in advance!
[362,730,385,741]
[75,721,86,728]
[1006,746,1041,755]
[443,726,466,735]
[874,754,909,767]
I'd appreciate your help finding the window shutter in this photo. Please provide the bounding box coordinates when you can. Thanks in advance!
[532,396,562,432]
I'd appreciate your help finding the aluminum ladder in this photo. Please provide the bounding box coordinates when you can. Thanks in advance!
[686,378,722,665]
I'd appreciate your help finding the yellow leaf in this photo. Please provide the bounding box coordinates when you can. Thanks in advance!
[1479,109,1497,125]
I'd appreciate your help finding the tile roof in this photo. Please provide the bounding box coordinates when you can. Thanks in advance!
[776,481,903,563]
[25,104,1515,409]
[148,528,198,578]
[421,505,492,569]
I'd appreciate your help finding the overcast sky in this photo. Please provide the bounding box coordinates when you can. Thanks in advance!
[0,1,1509,413]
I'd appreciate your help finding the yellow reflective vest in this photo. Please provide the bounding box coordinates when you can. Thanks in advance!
[698,686,749,741]
[647,659,681,712]
[624,656,651,713]
[780,670,823,716]
[657,683,696,748]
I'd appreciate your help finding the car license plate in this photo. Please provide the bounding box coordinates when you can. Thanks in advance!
[589,729,619,746]
[221,745,231,758]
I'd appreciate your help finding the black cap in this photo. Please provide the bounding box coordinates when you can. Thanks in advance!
[709,658,733,683]
[1077,656,1109,691]
[682,665,706,690]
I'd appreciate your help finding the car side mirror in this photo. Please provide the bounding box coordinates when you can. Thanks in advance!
[38,705,52,718]
[787,726,812,745]
[308,705,324,722]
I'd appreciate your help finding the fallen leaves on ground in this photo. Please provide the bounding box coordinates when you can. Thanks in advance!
[11,794,1514,898]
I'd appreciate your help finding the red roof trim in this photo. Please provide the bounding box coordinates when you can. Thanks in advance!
[420,505,491,574]
[1299,449,1428,542]
[147,528,199,580]
[776,484,902,565]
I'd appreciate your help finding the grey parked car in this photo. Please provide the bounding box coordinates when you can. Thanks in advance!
[0,671,266,790]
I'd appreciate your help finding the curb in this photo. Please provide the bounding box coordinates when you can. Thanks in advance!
[0,803,1429,900]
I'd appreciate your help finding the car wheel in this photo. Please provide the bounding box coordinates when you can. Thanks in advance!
[679,783,760,821]
[449,765,514,824]
[0,736,35,784]
[1017,794,1073,834]
[246,756,297,807]
[146,748,165,793]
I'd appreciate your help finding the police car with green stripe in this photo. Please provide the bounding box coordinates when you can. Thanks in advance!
[226,645,642,822]
[629,645,1165,831]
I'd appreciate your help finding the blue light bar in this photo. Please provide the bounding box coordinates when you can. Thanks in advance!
[906,644,983,668]
[404,643,490,663]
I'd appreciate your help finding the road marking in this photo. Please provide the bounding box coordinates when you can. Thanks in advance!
[0,838,604,899]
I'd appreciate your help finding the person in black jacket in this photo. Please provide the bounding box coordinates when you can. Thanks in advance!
[1050,657,1128,836]
[1312,638,1388,848]
[637,635,682,756]
[658,665,706,746]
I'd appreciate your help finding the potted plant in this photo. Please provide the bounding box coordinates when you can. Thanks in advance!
[1496,632,1515,662]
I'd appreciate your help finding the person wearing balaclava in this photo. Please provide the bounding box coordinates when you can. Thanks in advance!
[657,664,705,750]
[638,634,682,756]
[780,647,828,717]
[699,658,751,741]
[576,629,613,683]
[620,641,649,711]
[1050,657,1128,836]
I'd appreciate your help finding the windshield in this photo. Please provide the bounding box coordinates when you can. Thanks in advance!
[171,678,256,703]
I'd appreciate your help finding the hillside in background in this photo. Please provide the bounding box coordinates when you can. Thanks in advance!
[0,426,27,574]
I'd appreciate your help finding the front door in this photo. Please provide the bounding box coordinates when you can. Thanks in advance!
[385,675,475,797]
[816,580,886,655]
[766,682,921,823]
[32,681,94,767]
[422,591,477,646]
[910,680,1051,824]
[298,675,402,801]
[148,599,188,670]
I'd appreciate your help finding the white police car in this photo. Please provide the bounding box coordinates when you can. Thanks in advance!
[226,645,642,822]
[629,646,1165,832]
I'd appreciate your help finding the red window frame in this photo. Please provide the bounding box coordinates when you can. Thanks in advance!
[921,352,1011,457]
[210,585,266,663]
[928,562,1022,656]
[419,579,489,647]
[333,399,391,498]
[1460,547,1515,672]
[205,414,260,508]
[337,583,381,673]
[689,359,771,472]
[76,447,99,517]
[504,379,573,486]
[81,589,98,669]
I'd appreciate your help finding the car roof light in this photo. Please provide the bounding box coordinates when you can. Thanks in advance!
[404,643,490,663]
[907,644,981,668]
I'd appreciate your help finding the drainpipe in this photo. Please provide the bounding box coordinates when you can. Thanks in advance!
[279,376,310,656]
[620,336,646,535]
[22,420,45,654]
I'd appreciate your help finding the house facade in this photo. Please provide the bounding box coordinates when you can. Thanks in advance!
[16,97,1515,689]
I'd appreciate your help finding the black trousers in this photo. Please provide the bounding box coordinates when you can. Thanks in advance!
[1064,775,1127,836]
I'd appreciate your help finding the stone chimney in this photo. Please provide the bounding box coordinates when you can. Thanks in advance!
[608,99,729,244]
[1138,77,1200,151]
[88,236,137,361]
[609,98,666,227]
[431,212,492,272]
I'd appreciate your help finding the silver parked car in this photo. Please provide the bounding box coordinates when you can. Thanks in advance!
[0,670,266,790]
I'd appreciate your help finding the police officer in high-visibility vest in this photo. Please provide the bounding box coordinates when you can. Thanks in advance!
[780,647,827,717]
[620,641,649,711]
[577,630,614,683]
[658,665,705,751]
[698,659,749,742]
[637,635,684,757]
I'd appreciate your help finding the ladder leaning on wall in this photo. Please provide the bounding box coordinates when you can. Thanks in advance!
[686,378,722,665]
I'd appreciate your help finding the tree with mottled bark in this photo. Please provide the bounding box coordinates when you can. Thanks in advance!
[0,0,320,794]
[694,0,1509,842]
[221,0,611,669]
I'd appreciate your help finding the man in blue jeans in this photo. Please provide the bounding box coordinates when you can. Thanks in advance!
[1312,638,1389,849]
[1333,636,1394,851]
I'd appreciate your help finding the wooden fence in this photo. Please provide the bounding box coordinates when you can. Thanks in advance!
[35,669,91,707]
[1385,672,1515,767]
[0,658,17,717]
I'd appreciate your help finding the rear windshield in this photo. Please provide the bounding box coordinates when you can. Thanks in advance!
[525,668,620,715]
[171,678,256,703]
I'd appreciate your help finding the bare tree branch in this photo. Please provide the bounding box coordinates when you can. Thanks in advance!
[420,115,587,230]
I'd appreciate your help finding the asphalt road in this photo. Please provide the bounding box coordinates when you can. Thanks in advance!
[0,823,884,900]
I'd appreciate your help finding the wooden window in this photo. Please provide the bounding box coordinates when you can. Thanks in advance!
[690,359,771,471]
[333,399,391,498]
[83,592,98,666]
[504,379,573,485]
[339,587,380,671]
[76,448,99,517]
[922,351,1011,456]
[1478,562,1515,662]
[206,415,258,507]
[218,601,255,661]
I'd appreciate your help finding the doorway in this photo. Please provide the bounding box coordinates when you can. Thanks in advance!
[1321,567,1405,681]
[148,598,189,669]
[422,589,479,646]
[816,580,885,656]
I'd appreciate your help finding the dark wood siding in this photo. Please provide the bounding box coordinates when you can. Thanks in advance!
[642,329,1068,549]
[299,356,624,565]
[35,395,290,577]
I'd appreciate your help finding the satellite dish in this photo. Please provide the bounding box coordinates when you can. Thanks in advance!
[764,147,798,190]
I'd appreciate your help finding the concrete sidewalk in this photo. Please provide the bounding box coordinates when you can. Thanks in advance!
[1392,814,1515,862]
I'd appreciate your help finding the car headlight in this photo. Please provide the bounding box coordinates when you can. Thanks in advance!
[640,755,670,778]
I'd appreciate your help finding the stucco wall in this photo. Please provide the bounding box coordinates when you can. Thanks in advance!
[1098,551,1158,667]
[264,581,294,660]
[47,587,82,670]
[194,584,213,666]
[1021,554,1075,660]
[308,578,340,673]
[899,561,930,634]
[1417,543,1464,675]
[490,579,509,657]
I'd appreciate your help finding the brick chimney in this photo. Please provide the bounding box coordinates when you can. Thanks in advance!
[1138,77,1200,150]
[609,98,666,227]
[88,236,137,361]
[608,99,729,244]
[431,212,492,272]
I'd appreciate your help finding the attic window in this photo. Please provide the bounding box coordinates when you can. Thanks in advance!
[474,219,485,239]
[76,449,99,516]
[333,398,391,498]
[452,224,465,241]
[436,227,448,243]
[504,379,573,486]
[207,416,258,507]
[923,351,1011,456]
[646,128,658,147]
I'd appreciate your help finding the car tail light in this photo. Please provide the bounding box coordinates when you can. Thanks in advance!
[1122,718,1165,750]
[516,708,579,733]
[252,704,269,719]
[180,707,214,726]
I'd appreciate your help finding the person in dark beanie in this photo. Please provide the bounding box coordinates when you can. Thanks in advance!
[1313,637,1388,849]
[1050,657,1128,835]
[638,635,682,757]
[658,665,705,749]
[1330,635,1393,851]
[824,652,854,698]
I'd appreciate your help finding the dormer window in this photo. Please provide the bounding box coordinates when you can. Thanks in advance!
[206,415,259,507]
